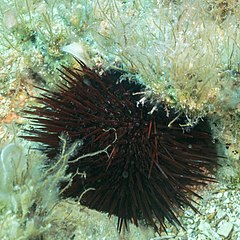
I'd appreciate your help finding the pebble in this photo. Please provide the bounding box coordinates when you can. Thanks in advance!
[217,221,234,238]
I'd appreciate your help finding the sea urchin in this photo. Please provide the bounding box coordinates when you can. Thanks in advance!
[23,59,218,234]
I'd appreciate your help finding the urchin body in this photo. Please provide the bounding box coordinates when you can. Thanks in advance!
[24,60,218,233]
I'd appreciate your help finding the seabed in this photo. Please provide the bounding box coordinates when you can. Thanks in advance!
[0,1,239,239]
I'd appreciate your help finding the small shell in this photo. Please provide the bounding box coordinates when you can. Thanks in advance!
[62,42,90,65]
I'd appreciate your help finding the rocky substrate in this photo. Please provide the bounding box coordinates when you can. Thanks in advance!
[152,183,240,240]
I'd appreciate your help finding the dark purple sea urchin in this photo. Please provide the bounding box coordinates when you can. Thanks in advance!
[23,59,218,234]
